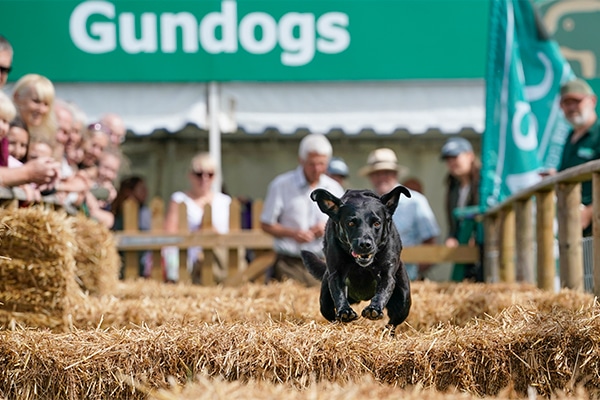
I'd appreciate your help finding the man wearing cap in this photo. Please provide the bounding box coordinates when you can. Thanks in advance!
[440,136,483,282]
[261,134,344,286]
[326,156,349,187]
[558,78,599,236]
[360,148,440,281]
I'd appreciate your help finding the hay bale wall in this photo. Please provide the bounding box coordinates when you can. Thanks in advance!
[0,280,599,399]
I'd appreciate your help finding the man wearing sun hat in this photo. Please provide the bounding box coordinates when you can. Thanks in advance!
[360,148,440,280]
[558,78,599,236]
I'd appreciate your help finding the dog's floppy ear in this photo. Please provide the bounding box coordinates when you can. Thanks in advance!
[310,189,343,219]
[380,185,411,215]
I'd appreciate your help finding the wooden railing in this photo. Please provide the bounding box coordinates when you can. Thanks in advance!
[482,159,600,296]
[1,185,480,286]
[114,198,480,285]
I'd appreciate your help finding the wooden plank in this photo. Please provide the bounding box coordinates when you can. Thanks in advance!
[483,215,500,283]
[536,190,556,291]
[557,182,584,291]
[515,198,534,283]
[500,207,516,283]
[401,245,479,264]
[123,198,140,280]
[223,252,274,287]
[229,198,241,231]
[149,199,165,281]
[115,231,273,251]
[177,202,191,284]
[251,200,263,230]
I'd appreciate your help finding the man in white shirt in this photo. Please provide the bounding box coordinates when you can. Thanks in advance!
[261,133,344,286]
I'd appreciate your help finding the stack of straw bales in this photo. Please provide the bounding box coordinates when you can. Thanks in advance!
[0,207,120,329]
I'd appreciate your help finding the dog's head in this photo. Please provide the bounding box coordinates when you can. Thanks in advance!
[310,186,411,267]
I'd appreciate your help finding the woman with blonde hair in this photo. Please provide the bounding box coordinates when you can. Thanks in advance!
[12,73,57,141]
[162,152,231,284]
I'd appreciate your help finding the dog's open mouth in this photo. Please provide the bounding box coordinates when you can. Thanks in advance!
[351,251,374,266]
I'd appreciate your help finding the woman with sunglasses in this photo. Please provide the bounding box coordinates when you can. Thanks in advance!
[162,152,231,284]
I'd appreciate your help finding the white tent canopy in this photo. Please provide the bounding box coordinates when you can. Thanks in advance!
[39,80,485,136]
[220,80,485,135]
[54,83,208,135]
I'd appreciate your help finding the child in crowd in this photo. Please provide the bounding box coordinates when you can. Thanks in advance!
[27,134,55,160]
[8,117,29,163]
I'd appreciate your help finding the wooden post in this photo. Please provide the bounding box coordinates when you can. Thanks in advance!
[252,200,264,230]
[557,182,584,291]
[149,197,164,281]
[500,207,516,283]
[177,202,191,283]
[200,204,216,286]
[593,173,600,297]
[515,198,534,283]
[123,198,139,279]
[483,214,500,283]
[227,199,247,281]
[536,190,555,291]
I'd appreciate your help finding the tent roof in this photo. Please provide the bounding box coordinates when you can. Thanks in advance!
[18,80,484,136]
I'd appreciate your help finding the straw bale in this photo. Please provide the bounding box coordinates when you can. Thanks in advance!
[0,207,84,330]
[0,278,599,399]
[70,214,120,295]
[146,374,591,400]
[2,301,600,399]
[0,207,76,262]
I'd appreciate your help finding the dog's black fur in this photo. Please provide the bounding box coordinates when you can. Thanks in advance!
[301,186,412,332]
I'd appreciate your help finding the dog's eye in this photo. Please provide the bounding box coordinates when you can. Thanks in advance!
[348,221,355,227]
[373,221,381,228]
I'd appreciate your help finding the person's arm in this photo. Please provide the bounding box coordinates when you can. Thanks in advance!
[56,173,91,193]
[582,204,593,231]
[0,157,60,187]
[261,221,316,244]
[85,191,114,228]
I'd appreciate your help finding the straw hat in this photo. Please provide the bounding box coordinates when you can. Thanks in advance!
[358,148,408,177]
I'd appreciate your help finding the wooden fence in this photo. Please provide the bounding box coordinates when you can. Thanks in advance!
[482,159,600,296]
[114,198,480,286]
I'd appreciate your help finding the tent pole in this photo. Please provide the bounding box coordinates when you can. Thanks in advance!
[208,81,222,194]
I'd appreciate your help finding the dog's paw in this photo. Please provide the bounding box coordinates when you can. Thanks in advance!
[336,307,358,323]
[361,306,384,320]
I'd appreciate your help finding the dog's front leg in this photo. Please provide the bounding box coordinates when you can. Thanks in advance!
[362,265,396,320]
[327,272,358,323]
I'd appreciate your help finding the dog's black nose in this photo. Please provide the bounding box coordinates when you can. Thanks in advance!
[358,241,373,252]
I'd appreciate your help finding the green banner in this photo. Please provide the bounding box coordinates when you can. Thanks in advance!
[481,0,573,208]
[1,0,488,82]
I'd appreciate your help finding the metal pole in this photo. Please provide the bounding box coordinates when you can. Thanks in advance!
[208,81,222,194]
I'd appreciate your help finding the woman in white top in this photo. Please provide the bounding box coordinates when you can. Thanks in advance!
[162,152,231,283]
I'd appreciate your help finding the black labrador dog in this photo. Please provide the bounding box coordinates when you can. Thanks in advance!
[301,186,412,332]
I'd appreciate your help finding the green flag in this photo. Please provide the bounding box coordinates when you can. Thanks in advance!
[481,0,573,208]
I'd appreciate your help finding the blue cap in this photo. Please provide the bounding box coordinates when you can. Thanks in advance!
[440,137,473,159]
[328,157,349,177]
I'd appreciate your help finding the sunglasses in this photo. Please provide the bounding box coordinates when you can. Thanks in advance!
[193,170,214,179]
[0,65,11,75]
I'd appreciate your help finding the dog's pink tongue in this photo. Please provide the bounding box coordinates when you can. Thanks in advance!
[351,251,358,258]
